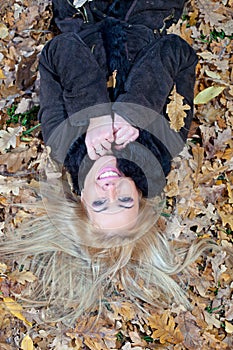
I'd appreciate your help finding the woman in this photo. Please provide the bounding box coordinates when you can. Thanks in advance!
[39,0,197,232]
[0,0,218,325]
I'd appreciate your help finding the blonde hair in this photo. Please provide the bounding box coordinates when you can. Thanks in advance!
[0,178,218,325]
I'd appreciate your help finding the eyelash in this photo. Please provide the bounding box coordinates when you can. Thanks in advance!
[118,197,133,203]
[92,197,133,207]
[92,199,107,207]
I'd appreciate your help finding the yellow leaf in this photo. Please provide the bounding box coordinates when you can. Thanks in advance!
[3,297,32,327]
[0,69,6,79]
[0,262,7,274]
[148,311,184,345]
[194,86,225,104]
[21,334,34,350]
[0,23,9,39]
[218,211,233,230]
[225,321,233,334]
[166,85,190,132]
[205,70,221,80]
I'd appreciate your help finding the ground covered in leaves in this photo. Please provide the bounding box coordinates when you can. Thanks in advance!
[0,0,233,349]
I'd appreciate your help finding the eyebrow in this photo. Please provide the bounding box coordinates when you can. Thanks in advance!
[93,204,135,213]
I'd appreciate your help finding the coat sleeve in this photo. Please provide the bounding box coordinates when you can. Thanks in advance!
[112,34,197,141]
[38,33,112,163]
[38,45,69,144]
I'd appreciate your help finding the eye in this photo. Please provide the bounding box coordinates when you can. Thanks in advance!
[118,197,133,203]
[92,199,107,207]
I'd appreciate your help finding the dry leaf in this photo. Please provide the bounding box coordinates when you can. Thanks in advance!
[225,321,233,334]
[205,70,221,80]
[218,210,233,230]
[190,145,205,186]
[21,334,34,350]
[3,297,32,327]
[175,311,203,350]
[166,85,190,131]
[148,311,184,344]
[8,270,37,285]
[0,23,9,39]
[194,86,226,104]
[0,143,38,172]
[0,263,7,274]
[0,126,23,154]
[0,175,21,195]
[0,68,6,79]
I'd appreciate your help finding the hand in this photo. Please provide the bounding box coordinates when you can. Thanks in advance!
[113,113,139,150]
[85,115,114,160]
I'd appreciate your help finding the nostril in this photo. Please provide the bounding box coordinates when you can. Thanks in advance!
[102,182,115,190]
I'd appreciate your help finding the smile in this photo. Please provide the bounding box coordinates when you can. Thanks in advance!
[97,167,121,180]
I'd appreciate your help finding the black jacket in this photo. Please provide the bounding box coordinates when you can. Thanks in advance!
[38,0,197,197]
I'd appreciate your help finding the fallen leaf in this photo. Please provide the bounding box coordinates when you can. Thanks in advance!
[0,23,9,39]
[218,210,233,230]
[225,321,233,334]
[0,126,23,154]
[8,270,37,285]
[0,143,38,172]
[166,85,190,131]
[0,263,7,274]
[0,175,21,195]
[205,70,222,80]
[194,86,226,104]
[148,311,184,344]
[0,69,6,79]
[3,297,32,327]
[21,334,34,350]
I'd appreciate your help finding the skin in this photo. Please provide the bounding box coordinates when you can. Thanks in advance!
[81,155,140,232]
[85,113,139,160]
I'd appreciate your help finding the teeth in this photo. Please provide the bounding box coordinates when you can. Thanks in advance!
[99,171,119,179]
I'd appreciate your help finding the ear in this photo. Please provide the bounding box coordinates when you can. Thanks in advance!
[80,190,84,202]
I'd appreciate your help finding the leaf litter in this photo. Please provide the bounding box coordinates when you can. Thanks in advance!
[0,0,233,349]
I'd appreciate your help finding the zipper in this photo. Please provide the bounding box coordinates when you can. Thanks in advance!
[66,0,90,22]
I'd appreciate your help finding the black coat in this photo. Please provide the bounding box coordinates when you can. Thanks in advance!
[38,0,197,197]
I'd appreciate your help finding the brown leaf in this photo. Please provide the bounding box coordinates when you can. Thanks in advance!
[190,145,205,186]
[148,310,184,345]
[175,311,203,350]
[16,51,38,90]
[8,270,37,285]
[166,85,190,131]
[0,143,38,172]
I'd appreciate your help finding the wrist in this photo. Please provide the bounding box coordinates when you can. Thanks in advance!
[89,114,112,126]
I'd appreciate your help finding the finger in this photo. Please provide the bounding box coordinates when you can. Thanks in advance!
[115,131,135,145]
[114,139,131,150]
[120,128,139,143]
[88,147,100,160]
[101,139,112,151]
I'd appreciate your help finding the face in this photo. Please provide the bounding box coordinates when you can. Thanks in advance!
[81,156,140,232]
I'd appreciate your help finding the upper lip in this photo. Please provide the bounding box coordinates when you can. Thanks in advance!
[97,167,121,180]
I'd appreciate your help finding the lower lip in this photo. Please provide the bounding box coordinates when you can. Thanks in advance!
[97,167,121,179]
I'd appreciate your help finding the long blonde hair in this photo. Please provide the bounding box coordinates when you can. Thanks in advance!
[0,177,218,325]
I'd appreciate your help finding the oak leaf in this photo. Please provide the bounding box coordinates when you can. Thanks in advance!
[0,126,23,154]
[8,270,37,285]
[148,311,184,344]
[166,85,190,132]
[0,143,38,172]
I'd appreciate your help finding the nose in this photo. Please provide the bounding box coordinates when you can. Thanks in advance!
[101,181,117,200]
